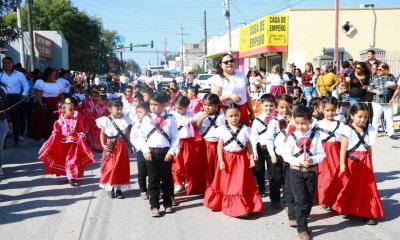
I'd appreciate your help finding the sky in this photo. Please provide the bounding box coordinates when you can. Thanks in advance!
[71,0,399,70]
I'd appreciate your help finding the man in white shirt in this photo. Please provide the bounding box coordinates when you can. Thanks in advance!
[0,57,30,147]
[56,70,72,98]
[120,74,128,91]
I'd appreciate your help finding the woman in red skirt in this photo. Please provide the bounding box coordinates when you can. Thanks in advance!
[333,103,384,225]
[171,96,205,195]
[203,102,263,217]
[96,99,132,199]
[265,65,288,97]
[39,100,96,186]
[31,67,64,140]
[193,93,225,188]
[315,97,346,208]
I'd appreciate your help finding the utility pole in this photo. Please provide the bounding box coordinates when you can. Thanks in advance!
[177,27,189,74]
[120,51,123,73]
[27,0,35,71]
[224,0,232,52]
[204,10,208,72]
[334,0,340,72]
[156,48,159,65]
[164,37,168,67]
[16,0,25,68]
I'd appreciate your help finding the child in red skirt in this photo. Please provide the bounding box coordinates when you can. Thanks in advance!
[96,99,132,199]
[187,86,203,114]
[39,100,96,186]
[203,102,263,217]
[333,103,384,225]
[130,102,150,200]
[171,96,205,195]
[193,93,225,187]
[315,97,346,209]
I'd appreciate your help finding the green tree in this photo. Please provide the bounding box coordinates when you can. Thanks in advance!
[0,0,21,48]
[124,59,141,75]
[191,65,205,74]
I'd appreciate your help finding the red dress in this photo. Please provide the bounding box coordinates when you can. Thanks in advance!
[38,111,96,180]
[30,97,60,140]
[202,140,219,187]
[80,98,107,151]
[173,137,206,194]
[203,149,264,217]
[316,141,342,206]
[188,98,203,114]
[332,151,384,219]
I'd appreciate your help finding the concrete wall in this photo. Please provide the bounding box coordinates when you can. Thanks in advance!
[285,7,400,70]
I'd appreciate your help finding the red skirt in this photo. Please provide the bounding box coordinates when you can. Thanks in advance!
[30,97,60,141]
[100,138,131,190]
[172,138,206,194]
[316,142,342,206]
[270,85,286,97]
[203,149,264,217]
[38,133,96,180]
[239,104,251,126]
[202,140,219,187]
[332,151,384,219]
[86,113,102,151]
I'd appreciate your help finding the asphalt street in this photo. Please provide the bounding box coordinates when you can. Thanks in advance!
[0,135,399,240]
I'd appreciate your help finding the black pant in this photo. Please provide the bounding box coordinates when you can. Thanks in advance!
[284,164,295,220]
[145,148,173,209]
[136,151,147,193]
[253,145,270,192]
[19,98,33,136]
[290,169,317,232]
[7,94,22,144]
[266,153,284,203]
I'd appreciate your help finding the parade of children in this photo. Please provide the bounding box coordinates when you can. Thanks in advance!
[2,55,397,240]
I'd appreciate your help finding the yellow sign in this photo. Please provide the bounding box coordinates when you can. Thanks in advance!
[239,15,288,58]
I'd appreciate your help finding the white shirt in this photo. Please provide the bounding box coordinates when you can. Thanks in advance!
[249,76,262,92]
[316,120,346,143]
[250,113,273,152]
[0,70,30,96]
[122,97,136,115]
[96,115,132,137]
[94,77,100,85]
[279,129,326,167]
[340,125,377,152]
[217,124,251,152]
[171,111,194,139]
[34,79,63,97]
[263,115,289,155]
[211,72,248,105]
[138,112,179,155]
[120,75,128,84]
[56,77,71,94]
[140,76,155,86]
[193,112,225,142]
[265,74,285,86]
[130,120,143,152]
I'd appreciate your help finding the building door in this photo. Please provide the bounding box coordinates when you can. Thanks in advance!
[267,54,282,72]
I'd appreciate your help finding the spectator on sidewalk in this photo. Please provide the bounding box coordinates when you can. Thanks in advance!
[364,49,382,72]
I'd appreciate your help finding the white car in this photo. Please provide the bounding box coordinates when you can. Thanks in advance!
[194,74,214,92]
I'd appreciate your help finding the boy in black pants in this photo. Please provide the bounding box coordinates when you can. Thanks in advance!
[138,92,179,217]
[279,106,325,240]
[250,94,275,196]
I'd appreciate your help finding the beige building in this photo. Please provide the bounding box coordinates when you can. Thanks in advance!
[284,7,400,72]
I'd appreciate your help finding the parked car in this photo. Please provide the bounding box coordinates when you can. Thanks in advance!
[194,74,214,92]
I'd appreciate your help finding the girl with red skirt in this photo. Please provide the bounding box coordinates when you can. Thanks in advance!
[315,97,346,208]
[333,103,384,225]
[30,68,64,141]
[171,96,205,195]
[96,99,132,199]
[193,93,225,187]
[203,102,263,217]
[187,86,203,114]
[39,100,96,186]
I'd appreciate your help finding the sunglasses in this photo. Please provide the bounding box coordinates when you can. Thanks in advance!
[222,59,235,65]
[377,68,385,71]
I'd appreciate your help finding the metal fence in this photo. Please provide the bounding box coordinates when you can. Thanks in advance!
[377,51,400,75]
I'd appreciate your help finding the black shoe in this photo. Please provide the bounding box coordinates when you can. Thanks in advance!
[69,179,79,187]
[107,189,116,199]
[115,190,125,199]
[366,218,378,225]
[389,135,397,140]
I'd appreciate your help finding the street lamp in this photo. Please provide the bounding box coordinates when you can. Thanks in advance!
[360,4,376,48]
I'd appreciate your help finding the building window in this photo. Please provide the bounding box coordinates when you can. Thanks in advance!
[323,47,345,65]
[193,44,199,49]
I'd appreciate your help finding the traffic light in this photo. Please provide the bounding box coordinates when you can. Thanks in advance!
[130,43,133,51]
[150,40,154,48]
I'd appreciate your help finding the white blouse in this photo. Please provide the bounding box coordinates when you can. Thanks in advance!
[265,74,285,86]
[211,72,248,105]
[217,124,250,152]
[340,125,377,152]
[316,120,346,143]
[96,115,132,137]
[171,111,194,139]
[193,112,225,142]
[34,79,63,97]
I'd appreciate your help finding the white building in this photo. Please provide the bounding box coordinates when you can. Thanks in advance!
[5,30,69,70]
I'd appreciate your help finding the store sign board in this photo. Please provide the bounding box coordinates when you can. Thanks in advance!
[35,33,53,59]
